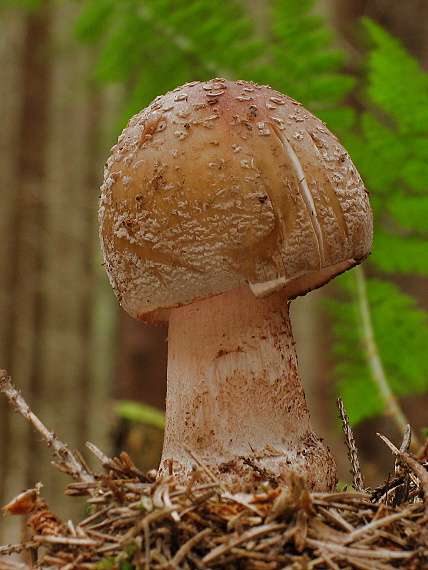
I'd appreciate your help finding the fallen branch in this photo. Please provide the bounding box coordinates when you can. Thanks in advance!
[0,370,95,484]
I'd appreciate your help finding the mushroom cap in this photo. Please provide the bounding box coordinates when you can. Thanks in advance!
[99,78,373,324]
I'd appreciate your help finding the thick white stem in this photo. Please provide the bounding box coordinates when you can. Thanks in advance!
[160,286,337,491]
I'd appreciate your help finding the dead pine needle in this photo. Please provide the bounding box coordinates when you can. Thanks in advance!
[183,444,228,492]
[1,370,428,569]
[377,431,428,522]
[1,436,427,570]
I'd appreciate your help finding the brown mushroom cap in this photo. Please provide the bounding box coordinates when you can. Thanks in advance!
[99,78,373,324]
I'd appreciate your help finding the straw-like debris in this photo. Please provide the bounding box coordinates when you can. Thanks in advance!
[1,371,428,569]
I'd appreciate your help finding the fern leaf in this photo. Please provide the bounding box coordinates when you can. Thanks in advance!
[75,0,262,120]
[330,21,428,428]
[371,228,428,275]
[94,11,148,83]
[252,0,354,111]
[339,22,428,277]
[74,0,115,42]
[363,18,428,134]
[387,192,428,235]
[330,274,428,425]
[357,113,407,198]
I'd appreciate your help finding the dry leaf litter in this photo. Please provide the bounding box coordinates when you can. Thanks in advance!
[1,371,428,570]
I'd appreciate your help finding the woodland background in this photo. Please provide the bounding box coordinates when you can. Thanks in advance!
[1,0,428,545]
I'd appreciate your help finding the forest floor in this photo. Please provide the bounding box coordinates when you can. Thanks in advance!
[1,371,427,570]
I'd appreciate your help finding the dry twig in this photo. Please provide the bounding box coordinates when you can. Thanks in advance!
[337,397,365,492]
[1,369,428,569]
[0,370,95,484]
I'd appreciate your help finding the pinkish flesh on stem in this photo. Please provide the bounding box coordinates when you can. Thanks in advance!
[160,285,337,492]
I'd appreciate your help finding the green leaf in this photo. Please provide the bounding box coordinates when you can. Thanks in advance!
[319,106,357,136]
[74,0,115,43]
[115,400,165,430]
[371,226,428,275]
[363,18,428,134]
[74,0,262,119]
[337,370,383,424]
[120,562,134,570]
[330,275,428,425]
[387,191,428,235]
[340,21,428,283]
[370,281,428,396]
[252,0,354,111]
[94,557,116,570]
[94,13,148,83]
[358,113,407,196]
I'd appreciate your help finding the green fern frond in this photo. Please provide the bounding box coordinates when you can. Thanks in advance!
[330,273,428,425]
[387,192,428,235]
[73,0,115,43]
[252,0,354,112]
[75,0,354,125]
[338,21,428,271]
[362,18,428,134]
[75,0,262,120]
[356,113,407,198]
[371,229,428,275]
[330,20,428,429]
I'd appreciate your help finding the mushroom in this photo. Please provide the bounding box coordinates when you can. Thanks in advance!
[99,78,373,492]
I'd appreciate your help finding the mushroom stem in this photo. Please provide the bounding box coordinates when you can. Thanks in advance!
[160,285,337,492]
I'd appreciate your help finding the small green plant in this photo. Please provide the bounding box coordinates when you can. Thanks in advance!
[115,400,165,430]
[94,557,116,570]
[330,19,428,434]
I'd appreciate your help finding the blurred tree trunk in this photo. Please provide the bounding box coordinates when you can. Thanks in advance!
[323,0,428,67]
[0,1,117,544]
